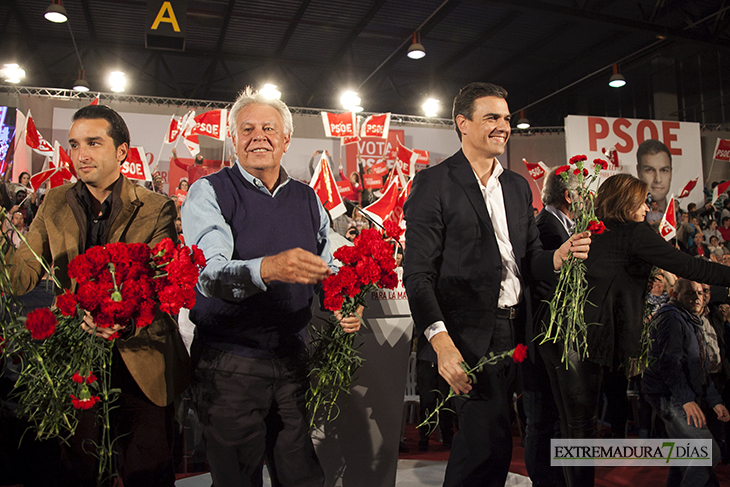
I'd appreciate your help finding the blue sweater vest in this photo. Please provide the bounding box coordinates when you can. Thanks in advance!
[191,166,322,358]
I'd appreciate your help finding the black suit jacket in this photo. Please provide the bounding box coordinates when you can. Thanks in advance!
[403,150,555,364]
[584,221,730,368]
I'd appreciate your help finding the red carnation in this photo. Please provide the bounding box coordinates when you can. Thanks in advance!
[379,270,399,290]
[56,290,78,317]
[555,165,570,175]
[24,308,57,340]
[86,372,97,384]
[383,220,404,241]
[512,343,528,363]
[324,292,345,312]
[587,220,606,235]
[69,394,100,410]
[569,155,587,165]
[593,158,608,170]
[72,372,84,384]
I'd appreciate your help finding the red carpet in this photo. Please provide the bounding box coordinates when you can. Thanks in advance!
[399,423,730,486]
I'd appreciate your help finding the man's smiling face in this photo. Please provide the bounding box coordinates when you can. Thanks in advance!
[457,96,511,160]
[231,103,290,175]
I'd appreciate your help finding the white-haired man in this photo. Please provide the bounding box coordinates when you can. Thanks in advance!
[182,87,360,486]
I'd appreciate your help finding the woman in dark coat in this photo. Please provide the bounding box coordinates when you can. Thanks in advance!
[541,173,730,487]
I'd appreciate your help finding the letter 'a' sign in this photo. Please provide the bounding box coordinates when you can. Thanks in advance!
[146,0,187,51]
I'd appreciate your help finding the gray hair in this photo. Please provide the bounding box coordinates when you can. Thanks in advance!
[228,86,293,137]
[541,166,578,207]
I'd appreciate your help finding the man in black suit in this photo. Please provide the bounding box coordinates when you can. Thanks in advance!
[403,82,590,487]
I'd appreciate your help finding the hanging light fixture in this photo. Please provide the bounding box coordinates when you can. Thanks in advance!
[44,1,68,23]
[73,70,90,92]
[260,84,281,100]
[516,110,530,129]
[340,91,363,112]
[608,64,626,88]
[109,71,126,92]
[407,32,426,60]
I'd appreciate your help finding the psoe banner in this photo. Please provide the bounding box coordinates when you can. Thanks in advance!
[565,115,703,212]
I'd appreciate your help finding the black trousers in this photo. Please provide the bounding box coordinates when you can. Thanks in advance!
[59,349,176,487]
[443,317,516,487]
[191,342,324,487]
[540,341,603,487]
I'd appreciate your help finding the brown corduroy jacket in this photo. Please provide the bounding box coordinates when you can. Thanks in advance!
[6,176,190,407]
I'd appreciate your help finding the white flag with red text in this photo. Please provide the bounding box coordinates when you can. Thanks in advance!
[164,115,182,144]
[359,113,391,139]
[321,112,357,138]
[30,141,75,190]
[659,194,677,241]
[309,151,346,219]
[523,159,549,181]
[713,180,730,205]
[121,147,153,181]
[24,110,54,156]
[395,142,418,179]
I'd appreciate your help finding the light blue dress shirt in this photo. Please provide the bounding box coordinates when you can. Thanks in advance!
[181,162,335,302]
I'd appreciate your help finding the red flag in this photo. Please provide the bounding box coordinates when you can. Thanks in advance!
[395,142,418,178]
[30,142,75,189]
[602,146,619,168]
[371,159,388,176]
[713,180,730,205]
[659,194,677,241]
[523,159,550,181]
[176,189,187,205]
[89,94,100,106]
[342,135,359,146]
[121,147,153,181]
[361,179,401,225]
[714,138,730,161]
[183,134,200,157]
[164,115,182,144]
[309,152,346,219]
[321,112,357,138]
[359,113,391,139]
[24,111,53,156]
[190,109,228,141]
[677,176,699,199]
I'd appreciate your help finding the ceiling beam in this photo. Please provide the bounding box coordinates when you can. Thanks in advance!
[275,0,312,57]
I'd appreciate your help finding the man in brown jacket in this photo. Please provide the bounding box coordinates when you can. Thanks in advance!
[6,105,189,486]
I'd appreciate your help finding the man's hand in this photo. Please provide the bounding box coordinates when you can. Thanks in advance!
[430,331,471,395]
[714,404,730,422]
[553,231,592,270]
[683,401,706,428]
[717,304,730,322]
[81,311,124,339]
[260,248,332,285]
[335,304,364,334]
[171,148,177,158]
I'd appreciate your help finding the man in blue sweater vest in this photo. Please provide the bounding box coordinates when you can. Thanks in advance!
[182,87,361,487]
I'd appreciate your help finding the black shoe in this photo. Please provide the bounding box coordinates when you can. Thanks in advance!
[442,434,453,449]
[399,439,410,453]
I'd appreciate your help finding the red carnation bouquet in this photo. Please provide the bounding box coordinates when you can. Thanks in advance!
[307,221,401,427]
[2,238,204,484]
[541,155,606,364]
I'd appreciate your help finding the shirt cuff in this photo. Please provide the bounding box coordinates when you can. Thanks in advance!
[424,321,447,342]
[249,257,267,291]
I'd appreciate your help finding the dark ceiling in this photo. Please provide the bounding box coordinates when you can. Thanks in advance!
[2,0,730,128]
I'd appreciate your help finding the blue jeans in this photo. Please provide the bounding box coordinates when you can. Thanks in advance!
[646,395,721,487]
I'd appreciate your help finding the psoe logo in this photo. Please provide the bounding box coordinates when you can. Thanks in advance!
[551,439,713,467]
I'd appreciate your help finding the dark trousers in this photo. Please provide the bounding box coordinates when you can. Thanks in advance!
[443,317,516,487]
[417,359,454,443]
[541,341,603,487]
[646,394,721,487]
[60,349,176,487]
[522,344,564,486]
[191,342,324,487]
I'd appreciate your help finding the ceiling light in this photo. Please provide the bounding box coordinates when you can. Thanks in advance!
[73,72,90,92]
[44,1,68,23]
[516,110,530,129]
[341,91,362,112]
[608,64,626,88]
[407,33,426,60]
[3,64,25,83]
[109,71,126,92]
[423,98,439,117]
[260,84,281,100]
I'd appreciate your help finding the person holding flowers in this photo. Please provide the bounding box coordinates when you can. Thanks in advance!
[403,82,592,487]
[540,173,730,487]
[4,105,189,486]
[181,87,361,487]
